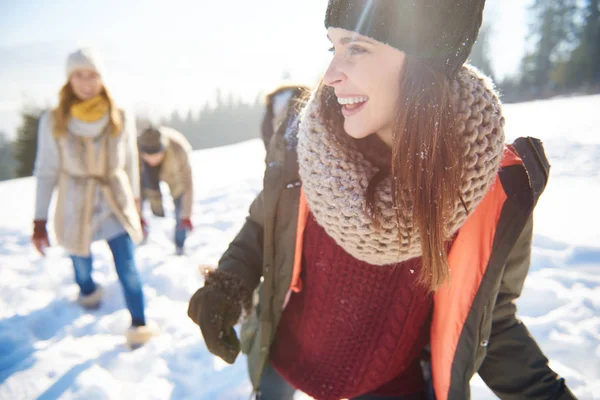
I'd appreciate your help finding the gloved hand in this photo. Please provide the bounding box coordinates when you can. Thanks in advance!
[32,220,50,256]
[187,268,252,364]
[180,218,193,231]
[140,218,149,240]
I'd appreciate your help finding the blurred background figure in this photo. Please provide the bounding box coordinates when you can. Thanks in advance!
[260,84,310,150]
[138,125,194,256]
[31,47,157,348]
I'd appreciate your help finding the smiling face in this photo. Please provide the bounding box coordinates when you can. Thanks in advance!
[69,69,103,101]
[323,27,406,147]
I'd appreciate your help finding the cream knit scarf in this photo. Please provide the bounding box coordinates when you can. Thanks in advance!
[297,66,506,265]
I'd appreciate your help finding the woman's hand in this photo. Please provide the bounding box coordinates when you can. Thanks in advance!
[187,268,252,364]
[180,218,193,231]
[140,218,149,240]
[32,220,50,256]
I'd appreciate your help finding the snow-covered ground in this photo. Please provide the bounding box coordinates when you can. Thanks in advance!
[0,95,598,400]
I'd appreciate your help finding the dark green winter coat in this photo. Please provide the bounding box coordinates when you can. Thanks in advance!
[215,128,575,400]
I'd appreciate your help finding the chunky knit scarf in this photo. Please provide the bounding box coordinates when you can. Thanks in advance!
[297,66,505,265]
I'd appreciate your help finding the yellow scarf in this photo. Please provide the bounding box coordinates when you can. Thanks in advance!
[70,95,109,122]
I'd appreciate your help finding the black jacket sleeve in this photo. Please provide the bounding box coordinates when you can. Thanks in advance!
[478,216,577,399]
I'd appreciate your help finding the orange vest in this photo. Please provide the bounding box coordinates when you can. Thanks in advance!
[287,147,523,400]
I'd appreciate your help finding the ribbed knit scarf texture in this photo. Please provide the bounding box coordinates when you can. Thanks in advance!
[297,65,506,266]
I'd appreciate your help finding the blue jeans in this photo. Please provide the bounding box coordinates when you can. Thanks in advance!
[257,363,426,400]
[70,233,146,326]
[257,363,296,400]
[174,196,187,248]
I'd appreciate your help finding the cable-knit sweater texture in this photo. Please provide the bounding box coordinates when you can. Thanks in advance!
[270,213,432,400]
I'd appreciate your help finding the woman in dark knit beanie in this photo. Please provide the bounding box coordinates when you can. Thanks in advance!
[188,1,577,399]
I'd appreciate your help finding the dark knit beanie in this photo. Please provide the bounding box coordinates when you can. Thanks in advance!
[324,0,486,78]
[138,126,166,154]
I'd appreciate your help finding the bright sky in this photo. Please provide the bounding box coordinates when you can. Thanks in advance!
[0,0,531,137]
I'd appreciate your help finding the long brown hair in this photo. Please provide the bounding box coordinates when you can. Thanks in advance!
[51,82,122,138]
[320,56,465,292]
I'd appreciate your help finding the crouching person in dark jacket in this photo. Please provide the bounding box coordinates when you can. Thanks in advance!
[138,126,194,255]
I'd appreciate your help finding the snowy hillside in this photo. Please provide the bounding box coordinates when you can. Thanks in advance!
[0,95,599,400]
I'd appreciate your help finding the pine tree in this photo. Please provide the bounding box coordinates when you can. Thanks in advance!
[0,132,16,181]
[469,24,495,80]
[13,108,42,178]
[562,0,600,89]
[588,0,600,85]
[521,0,579,93]
[169,110,184,134]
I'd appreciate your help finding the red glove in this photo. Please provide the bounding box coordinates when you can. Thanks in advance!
[32,220,50,256]
[141,218,149,239]
[180,218,193,231]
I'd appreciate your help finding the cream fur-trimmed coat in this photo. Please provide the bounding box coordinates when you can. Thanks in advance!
[34,110,143,257]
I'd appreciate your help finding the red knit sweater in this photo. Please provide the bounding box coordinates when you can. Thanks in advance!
[270,214,432,400]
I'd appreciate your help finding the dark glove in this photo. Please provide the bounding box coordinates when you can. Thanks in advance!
[32,220,49,256]
[180,218,193,231]
[188,268,252,364]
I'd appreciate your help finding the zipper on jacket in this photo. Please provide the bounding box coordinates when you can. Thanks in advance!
[479,305,489,348]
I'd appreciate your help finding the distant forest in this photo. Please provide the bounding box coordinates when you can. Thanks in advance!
[159,90,264,150]
[2,0,598,181]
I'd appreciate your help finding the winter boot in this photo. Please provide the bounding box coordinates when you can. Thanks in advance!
[175,246,185,256]
[77,285,103,309]
[125,322,159,348]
